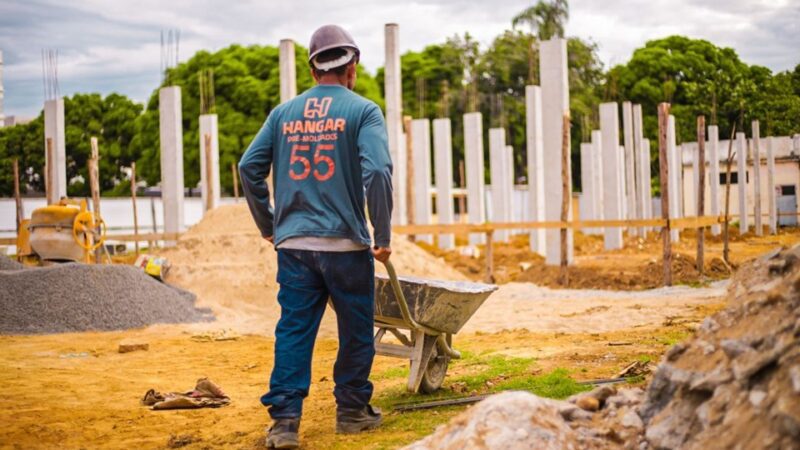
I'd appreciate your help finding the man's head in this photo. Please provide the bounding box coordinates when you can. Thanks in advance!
[308,25,360,90]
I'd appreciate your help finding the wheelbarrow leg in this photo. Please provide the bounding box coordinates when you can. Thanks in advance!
[407,330,437,393]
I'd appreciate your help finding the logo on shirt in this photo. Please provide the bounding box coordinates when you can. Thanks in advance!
[304,97,333,119]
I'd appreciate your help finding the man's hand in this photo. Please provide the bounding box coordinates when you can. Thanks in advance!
[265,235,274,244]
[372,246,391,263]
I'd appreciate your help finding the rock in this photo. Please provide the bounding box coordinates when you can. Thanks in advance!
[748,390,767,408]
[621,410,644,430]
[699,317,720,333]
[696,339,716,355]
[665,342,687,361]
[576,396,600,412]
[118,340,149,353]
[689,368,732,392]
[789,366,800,393]
[558,404,593,422]
[732,346,781,381]
[772,396,800,438]
[721,339,753,359]
[403,392,580,450]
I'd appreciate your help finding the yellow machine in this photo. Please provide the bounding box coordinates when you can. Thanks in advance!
[18,199,107,264]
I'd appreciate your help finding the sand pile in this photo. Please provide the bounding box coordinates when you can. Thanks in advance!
[158,204,465,334]
[0,264,212,334]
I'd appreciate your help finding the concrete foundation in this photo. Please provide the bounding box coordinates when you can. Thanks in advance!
[525,85,546,254]
[622,101,636,229]
[279,39,297,103]
[600,102,623,250]
[159,86,185,239]
[752,121,763,236]
[708,125,721,235]
[539,38,573,265]
[433,118,455,249]
[411,119,433,244]
[199,114,220,213]
[766,137,777,234]
[736,132,749,234]
[44,98,67,204]
[384,23,406,225]
[464,112,486,245]
[489,128,510,242]
[667,115,680,242]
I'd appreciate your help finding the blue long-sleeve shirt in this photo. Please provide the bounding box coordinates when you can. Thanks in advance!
[238,84,393,248]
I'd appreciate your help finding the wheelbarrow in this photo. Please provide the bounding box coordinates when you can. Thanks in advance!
[374,261,498,393]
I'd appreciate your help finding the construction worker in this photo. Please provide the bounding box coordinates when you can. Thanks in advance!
[239,24,393,449]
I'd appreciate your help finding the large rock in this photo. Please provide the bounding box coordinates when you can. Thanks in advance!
[404,392,586,450]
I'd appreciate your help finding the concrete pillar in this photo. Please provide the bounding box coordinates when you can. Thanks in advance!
[384,23,406,225]
[579,142,600,235]
[600,102,623,250]
[766,137,777,235]
[643,139,653,229]
[411,119,433,244]
[622,101,636,229]
[199,114,220,213]
[464,112,486,245]
[44,98,67,204]
[525,85,546,254]
[736,132,749,234]
[667,115,680,242]
[708,125,721,235]
[279,39,297,103]
[506,145,515,233]
[0,50,4,128]
[618,145,627,221]
[489,128,509,242]
[433,118,454,249]
[159,86,185,239]
[539,38,573,265]
[633,104,647,236]
[691,144,700,216]
[591,130,605,230]
[752,121,763,236]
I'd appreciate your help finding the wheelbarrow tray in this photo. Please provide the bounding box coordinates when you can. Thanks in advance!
[374,273,497,334]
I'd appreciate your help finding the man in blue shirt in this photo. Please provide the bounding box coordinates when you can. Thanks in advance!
[239,24,393,449]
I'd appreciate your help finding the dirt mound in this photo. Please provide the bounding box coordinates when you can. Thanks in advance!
[514,253,731,290]
[637,245,800,449]
[0,264,212,334]
[157,204,466,334]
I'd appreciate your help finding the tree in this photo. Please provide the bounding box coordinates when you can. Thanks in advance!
[512,0,569,40]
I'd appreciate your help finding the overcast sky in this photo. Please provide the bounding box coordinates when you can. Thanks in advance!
[2,0,798,118]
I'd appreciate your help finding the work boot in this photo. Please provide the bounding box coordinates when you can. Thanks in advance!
[266,418,300,449]
[336,405,382,434]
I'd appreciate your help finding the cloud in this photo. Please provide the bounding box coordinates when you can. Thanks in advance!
[2,0,798,117]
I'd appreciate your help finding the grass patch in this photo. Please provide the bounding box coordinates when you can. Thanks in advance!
[372,365,409,382]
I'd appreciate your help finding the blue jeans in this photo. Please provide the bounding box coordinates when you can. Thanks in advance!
[261,248,376,419]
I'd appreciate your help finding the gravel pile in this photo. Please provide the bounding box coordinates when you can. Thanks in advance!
[0,256,27,271]
[0,264,214,334]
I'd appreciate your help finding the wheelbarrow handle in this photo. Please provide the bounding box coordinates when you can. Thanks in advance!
[382,260,461,359]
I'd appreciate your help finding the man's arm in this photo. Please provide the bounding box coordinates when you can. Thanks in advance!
[238,115,276,239]
[358,104,393,250]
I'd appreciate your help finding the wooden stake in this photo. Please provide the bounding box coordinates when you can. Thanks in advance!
[131,162,140,256]
[13,159,23,233]
[696,116,706,275]
[485,230,494,284]
[45,137,53,203]
[658,103,672,286]
[723,124,737,264]
[404,115,415,226]
[204,133,214,213]
[559,114,571,286]
[231,162,240,202]
[89,137,102,263]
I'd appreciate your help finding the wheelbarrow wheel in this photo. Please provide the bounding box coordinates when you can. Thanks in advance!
[419,335,450,393]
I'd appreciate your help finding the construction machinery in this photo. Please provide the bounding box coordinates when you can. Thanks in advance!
[17,198,106,265]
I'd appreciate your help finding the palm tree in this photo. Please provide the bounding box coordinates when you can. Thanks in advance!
[512,0,569,40]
